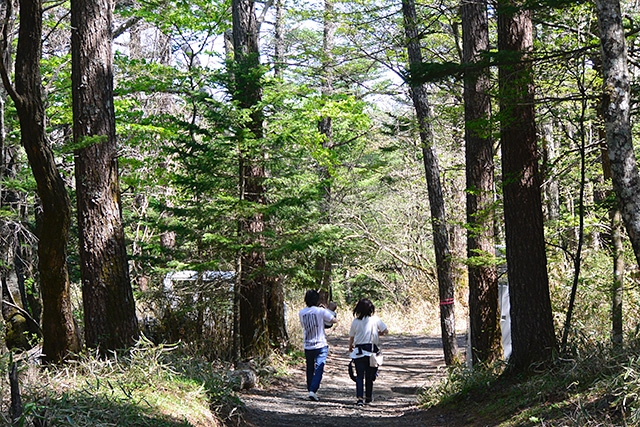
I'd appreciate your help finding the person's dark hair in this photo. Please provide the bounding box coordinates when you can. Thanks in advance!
[353,298,375,320]
[305,289,320,307]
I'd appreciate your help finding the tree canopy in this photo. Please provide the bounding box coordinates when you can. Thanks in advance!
[1,0,640,374]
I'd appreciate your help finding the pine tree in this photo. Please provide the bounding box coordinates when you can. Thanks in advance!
[497,0,556,371]
[71,0,139,351]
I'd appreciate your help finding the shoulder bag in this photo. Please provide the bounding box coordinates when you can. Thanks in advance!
[368,322,383,367]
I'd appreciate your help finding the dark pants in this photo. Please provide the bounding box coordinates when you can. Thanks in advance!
[305,346,328,393]
[354,356,377,400]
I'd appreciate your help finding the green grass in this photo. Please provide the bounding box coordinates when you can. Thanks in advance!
[420,344,640,426]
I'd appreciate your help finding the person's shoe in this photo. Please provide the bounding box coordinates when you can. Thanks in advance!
[308,391,319,401]
[365,397,373,403]
[356,399,364,406]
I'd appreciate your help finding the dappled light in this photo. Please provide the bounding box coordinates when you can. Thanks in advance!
[2,0,640,423]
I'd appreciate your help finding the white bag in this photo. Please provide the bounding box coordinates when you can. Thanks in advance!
[367,323,383,367]
[369,352,383,367]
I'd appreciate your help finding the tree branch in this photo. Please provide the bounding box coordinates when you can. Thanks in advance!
[113,15,143,39]
[0,0,20,106]
[256,0,274,28]
[3,300,44,336]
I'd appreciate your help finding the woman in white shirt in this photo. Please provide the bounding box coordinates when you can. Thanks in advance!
[348,298,388,406]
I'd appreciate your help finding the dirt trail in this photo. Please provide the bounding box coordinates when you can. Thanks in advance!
[237,334,463,426]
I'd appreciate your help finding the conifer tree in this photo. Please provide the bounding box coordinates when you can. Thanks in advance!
[71,0,139,351]
[232,0,270,358]
[497,0,556,371]
[462,0,501,365]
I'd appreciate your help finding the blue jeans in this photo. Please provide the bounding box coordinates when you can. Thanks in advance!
[354,356,377,400]
[305,346,328,393]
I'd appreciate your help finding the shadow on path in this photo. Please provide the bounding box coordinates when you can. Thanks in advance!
[237,334,466,426]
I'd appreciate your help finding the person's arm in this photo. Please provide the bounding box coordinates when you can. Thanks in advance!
[325,309,338,324]
[349,336,354,353]
[378,319,388,336]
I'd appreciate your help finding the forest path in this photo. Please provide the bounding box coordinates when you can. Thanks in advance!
[237,334,465,426]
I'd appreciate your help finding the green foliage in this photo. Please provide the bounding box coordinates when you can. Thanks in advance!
[106,0,453,333]
[404,61,466,84]
[341,273,386,304]
[64,134,109,152]
[118,0,231,36]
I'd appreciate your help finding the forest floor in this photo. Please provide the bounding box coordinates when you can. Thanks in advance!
[235,334,470,427]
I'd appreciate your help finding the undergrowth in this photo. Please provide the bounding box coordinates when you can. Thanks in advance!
[0,336,242,426]
[421,343,640,426]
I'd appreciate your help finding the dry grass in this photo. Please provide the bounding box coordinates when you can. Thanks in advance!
[376,299,444,335]
[286,298,460,351]
[0,338,230,427]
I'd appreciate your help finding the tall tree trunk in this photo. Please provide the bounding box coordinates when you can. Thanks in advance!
[315,0,336,303]
[595,0,634,350]
[0,0,21,349]
[595,0,640,269]
[497,0,556,371]
[232,0,270,358]
[224,29,243,362]
[462,0,501,366]
[0,0,80,363]
[71,0,139,351]
[402,0,458,366]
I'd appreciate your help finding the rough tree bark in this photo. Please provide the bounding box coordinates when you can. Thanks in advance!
[462,0,501,365]
[266,276,288,351]
[0,0,80,363]
[71,0,139,351]
[497,0,556,371]
[402,0,458,365]
[594,0,640,270]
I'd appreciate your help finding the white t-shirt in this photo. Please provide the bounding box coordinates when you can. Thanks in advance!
[349,315,387,347]
[299,306,336,350]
